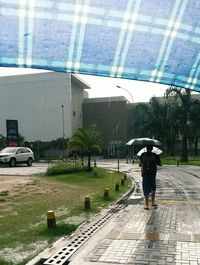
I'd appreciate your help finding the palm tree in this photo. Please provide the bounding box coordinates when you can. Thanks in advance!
[68,124,102,169]
[165,86,192,162]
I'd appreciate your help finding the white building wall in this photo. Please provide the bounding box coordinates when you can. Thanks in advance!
[71,80,84,134]
[0,72,73,141]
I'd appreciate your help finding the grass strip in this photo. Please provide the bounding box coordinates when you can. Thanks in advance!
[0,167,131,265]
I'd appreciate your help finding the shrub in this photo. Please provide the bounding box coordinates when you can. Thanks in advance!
[46,163,89,176]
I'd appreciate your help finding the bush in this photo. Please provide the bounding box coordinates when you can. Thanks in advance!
[46,163,89,176]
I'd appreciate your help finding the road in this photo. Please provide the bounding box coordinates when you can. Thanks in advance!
[98,160,200,203]
[28,160,200,265]
[0,162,49,176]
[0,163,49,193]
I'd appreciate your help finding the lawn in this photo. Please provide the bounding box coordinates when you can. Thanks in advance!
[161,157,200,166]
[0,167,131,265]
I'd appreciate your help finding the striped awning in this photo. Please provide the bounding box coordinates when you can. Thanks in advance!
[0,0,200,92]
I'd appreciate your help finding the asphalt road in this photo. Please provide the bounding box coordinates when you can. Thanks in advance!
[156,164,200,204]
[0,162,49,175]
[98,160,200,204]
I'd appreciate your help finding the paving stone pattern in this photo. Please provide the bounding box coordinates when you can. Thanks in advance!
[87,204,200,264]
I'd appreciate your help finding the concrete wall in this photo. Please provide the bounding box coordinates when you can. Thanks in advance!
[0,72,74,141]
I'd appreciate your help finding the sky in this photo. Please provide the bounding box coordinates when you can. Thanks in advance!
[77,74,168,103]
[0,67,169,103]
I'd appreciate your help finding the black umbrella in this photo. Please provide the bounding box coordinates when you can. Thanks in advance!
[126,138,162,147]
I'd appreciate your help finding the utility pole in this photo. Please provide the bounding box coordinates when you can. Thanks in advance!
[61,105,65,160]
[116,123,120,172]
[116,86,134,162]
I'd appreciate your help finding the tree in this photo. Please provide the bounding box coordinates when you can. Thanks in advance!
[68,124,102,169]
[165,86,192,162]
[131,103,150,138]
[164,99,180,156]
[189,99,200,155]
[0,135,6,150]
[146,97,166,140]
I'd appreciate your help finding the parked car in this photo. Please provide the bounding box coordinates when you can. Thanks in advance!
[0,147,34,167]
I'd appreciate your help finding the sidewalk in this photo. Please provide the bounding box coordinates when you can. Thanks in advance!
[31,164,200,265]
[68,201,200,265]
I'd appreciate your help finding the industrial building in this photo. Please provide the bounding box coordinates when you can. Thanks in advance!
[0,72,90,141]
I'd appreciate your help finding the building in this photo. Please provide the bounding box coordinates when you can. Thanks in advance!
[0,72,90,142]
[82,97,127,157]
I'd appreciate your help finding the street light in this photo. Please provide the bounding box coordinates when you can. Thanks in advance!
[115,123,120,172]
[61,105,65,160]
[116,85,133,103]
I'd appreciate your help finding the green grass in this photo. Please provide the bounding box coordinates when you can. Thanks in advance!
[161,157,200,165]
[0,260,29,265]
[0,167,131,265]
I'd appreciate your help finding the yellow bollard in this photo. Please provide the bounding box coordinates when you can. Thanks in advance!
[115,183,119,191]
[104,188,109,199]
[47,210,56,229]
[84,196,91,209]
[121,177,125,186]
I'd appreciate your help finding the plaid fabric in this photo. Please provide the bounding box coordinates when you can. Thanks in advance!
[0,0,200,92]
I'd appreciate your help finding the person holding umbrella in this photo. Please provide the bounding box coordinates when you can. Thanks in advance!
[139,145,162,210]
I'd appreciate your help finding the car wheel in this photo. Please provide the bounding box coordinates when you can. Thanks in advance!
[27,158,33,166]
[9,158,16,167]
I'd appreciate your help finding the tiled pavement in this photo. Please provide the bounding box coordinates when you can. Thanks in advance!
[69,165,200,265]
[84,204,200,265]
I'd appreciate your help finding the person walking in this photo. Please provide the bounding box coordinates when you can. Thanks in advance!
[139,145,162,210]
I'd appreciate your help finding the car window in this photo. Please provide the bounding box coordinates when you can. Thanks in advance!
[22,148,29,153]
[16,149,23,154]
[1,147,17,153]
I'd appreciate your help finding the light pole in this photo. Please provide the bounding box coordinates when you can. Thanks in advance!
[61,105,65,160]
[116,85,133,104]
[116,123,120,172]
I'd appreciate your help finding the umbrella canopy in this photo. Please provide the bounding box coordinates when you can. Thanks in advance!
[0,1,200,92]
[126,139,135,146]
[127,138,162,147]
[137,147,163,157]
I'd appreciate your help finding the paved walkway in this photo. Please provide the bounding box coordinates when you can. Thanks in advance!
[29,163,200,265]
[69,164,200,265]
[68,203,200,265]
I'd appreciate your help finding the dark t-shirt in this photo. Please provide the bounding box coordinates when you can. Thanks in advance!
[140,152,161,177]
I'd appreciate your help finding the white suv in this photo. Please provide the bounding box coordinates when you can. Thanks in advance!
[0,147,34,167]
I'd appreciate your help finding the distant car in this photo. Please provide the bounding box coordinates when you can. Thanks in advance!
[0,147,34,167]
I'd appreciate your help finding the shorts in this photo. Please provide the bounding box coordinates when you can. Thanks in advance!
[142,175,156,196]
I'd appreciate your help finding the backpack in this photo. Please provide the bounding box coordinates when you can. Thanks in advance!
[141,153,157,175]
